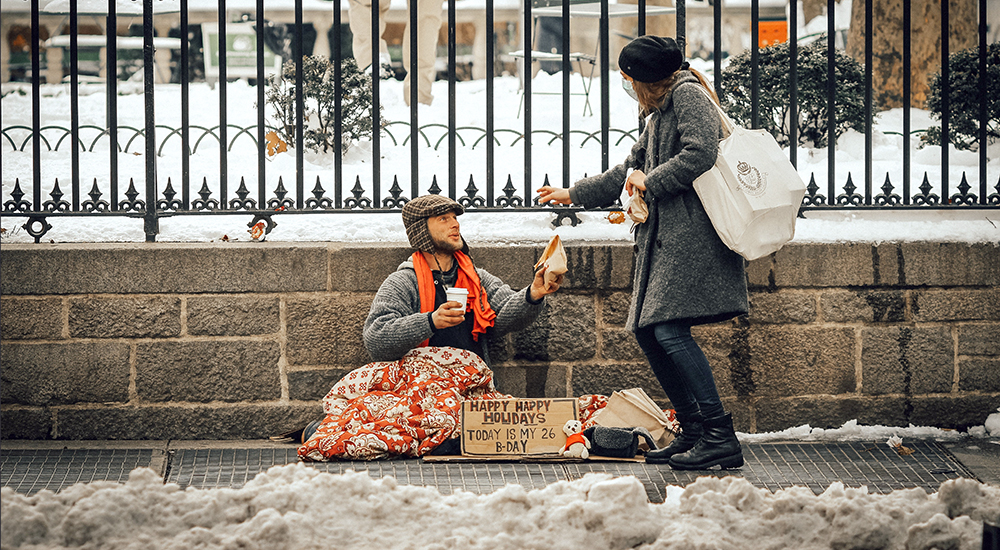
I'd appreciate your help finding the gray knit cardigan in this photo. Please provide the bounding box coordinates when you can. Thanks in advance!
[363,259,545,364]
[569,71,748,332]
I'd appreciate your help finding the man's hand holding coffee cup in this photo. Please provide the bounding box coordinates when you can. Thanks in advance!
[432,287,468,329]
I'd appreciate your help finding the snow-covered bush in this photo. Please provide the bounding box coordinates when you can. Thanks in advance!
[264,55,379,155]
[719,36,875,149]
[922,42,999,152]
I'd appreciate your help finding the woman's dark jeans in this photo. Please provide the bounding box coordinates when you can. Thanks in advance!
[634,321,725,421]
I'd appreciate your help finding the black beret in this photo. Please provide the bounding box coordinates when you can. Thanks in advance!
[618,35,683,83]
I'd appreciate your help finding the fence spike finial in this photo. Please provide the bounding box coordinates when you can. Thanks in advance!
[5,179,31,212]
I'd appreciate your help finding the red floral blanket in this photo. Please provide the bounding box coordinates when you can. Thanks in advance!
[298,346,608,461]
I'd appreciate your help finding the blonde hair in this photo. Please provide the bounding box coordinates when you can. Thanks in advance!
[633,67,719,118]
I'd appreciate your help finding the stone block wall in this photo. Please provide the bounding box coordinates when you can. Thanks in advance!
[1,241,998,440]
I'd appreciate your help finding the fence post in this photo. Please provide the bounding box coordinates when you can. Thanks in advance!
[143,0,159,241]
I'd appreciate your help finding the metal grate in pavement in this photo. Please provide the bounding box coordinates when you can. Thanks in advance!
[569,440,974,501]
[164,448,297,490]
[163,440,975,502]
[165,447,566,495]
[0,448,154,496]
[742,440,971,494]
[3,441,975,501]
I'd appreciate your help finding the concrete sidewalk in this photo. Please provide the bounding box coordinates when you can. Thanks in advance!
[3,437,998,502]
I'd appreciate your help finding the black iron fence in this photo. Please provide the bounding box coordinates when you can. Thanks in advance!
[1,0,997,243]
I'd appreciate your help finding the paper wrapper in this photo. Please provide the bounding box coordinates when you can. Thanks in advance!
[534,235,568,286]
[591,388,676,448]
[624,189,648,223]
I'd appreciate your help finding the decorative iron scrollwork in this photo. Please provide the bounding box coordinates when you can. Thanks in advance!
[836,173,863,206]
[913,173,941,206]
[247,213,278,240]
[192,178,219,210]
[229,177,258,210]
[989,176,1000,205]
[496,175,523,208]
[157,178,183,211]
[118,178,146,211]
[551,210,581,228]
[305,176,333,209]
[427,177,442,196]
[801,173,826,206]
[43,179,71,212]
[267,177,295,210]
[83,178,111,212]
[874,174,901,206]
[344,177,371,209]
[22,215,52,243]
[949,173,977,205]
[382,177,408,209]
[4,179,31,212]
[458,176,485,208]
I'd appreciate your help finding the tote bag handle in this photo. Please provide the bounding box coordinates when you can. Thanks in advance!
[695,85,737,138]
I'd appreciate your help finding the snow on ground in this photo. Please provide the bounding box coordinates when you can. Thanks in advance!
[3,460,1000,550]
[1,201,998,245]
[739,419,967,444]
[3,417,998,550]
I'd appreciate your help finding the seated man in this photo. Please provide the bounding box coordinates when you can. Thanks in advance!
[297,195,563,461]
[364,194,563,364]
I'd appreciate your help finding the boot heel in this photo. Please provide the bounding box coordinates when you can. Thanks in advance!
[718,453,744,469]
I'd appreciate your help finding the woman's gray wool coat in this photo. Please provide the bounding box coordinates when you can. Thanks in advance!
[569,71,748,332]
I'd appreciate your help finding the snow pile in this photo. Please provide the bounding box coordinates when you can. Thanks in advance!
[2,464,998,550]
[984,409,1000,438]
[739,420,969,444]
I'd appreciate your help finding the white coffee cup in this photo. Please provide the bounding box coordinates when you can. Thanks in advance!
[445,287,469,311]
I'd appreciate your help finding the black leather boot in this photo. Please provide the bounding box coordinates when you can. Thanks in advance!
[667,413,743,470]
[645,412,704,464]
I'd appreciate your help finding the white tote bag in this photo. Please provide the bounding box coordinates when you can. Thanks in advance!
[693,91,807,261]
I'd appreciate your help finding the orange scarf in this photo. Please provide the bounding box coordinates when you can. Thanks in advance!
[412,251,497,346]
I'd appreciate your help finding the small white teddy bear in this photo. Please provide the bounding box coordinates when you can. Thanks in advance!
[561,419,591,459]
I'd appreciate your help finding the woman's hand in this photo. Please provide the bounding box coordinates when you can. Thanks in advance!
[625,170,647,197]
[536,186,572,205]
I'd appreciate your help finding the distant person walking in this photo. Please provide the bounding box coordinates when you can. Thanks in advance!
[537,35,748,470]
[347,0,442,106]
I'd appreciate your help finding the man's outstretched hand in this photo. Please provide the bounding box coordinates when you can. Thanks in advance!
[529,265,563,302]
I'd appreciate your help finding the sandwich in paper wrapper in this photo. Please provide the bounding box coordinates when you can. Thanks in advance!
[534,235,568,286]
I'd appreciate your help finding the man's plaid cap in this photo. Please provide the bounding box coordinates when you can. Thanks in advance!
[401,195,465,253]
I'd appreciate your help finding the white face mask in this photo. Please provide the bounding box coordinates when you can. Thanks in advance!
[622,78,638,101]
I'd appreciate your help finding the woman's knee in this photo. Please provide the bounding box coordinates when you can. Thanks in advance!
[651,322,695,353]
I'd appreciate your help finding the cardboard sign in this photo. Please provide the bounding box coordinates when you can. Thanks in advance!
[460,398,578,456]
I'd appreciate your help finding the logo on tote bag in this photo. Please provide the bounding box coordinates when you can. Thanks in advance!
[736,160,767,196]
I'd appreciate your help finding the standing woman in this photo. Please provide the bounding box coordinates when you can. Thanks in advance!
[537,35,748,470]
